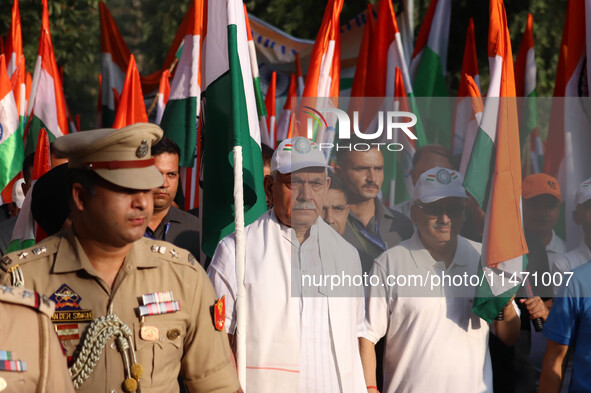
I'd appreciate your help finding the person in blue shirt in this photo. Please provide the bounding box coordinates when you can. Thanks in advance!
[539,262,591,393]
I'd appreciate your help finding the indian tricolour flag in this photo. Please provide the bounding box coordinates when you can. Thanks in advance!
[276,73,296,143]
[112,55,147,128]
[154,70,171,125]
[458,74,483,177]
[160,0,203,168]
[452,18,480,159]
[99,1,128,128]
[6,128,51,254]
[543,0,591,249]
[25,28,68,157]
[409,0,451,147]
[0,55,22,193]
[300,0,343,147]
[244,4,270,147]
[200,0,267,258]
[514,13,539,171]
[365,0,427,144]
[464,0,529,322]
[5,0,26,131]
[265,71,276,147]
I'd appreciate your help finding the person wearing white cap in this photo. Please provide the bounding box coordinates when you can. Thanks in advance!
[208,136,367,393]
[359,167,520,393]
[551,177,591,277]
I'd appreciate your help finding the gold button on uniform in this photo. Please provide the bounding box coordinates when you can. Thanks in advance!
[166,329,180,340]
[0,377,7,392]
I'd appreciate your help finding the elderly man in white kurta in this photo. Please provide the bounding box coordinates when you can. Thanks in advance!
[208,137,366,393]
[359,167,521,393]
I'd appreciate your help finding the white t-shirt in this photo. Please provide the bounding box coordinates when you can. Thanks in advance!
[546,230,567,271]
[362,232,493,393]
[552,239,591,276]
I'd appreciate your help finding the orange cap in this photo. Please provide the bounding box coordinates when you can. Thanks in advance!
[523,173,561,201]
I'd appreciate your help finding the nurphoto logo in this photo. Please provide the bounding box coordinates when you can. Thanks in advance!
[302,105,418,152]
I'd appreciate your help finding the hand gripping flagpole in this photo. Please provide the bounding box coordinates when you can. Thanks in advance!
[228,0,247,389]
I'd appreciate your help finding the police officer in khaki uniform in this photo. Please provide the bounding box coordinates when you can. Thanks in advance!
[0,123,240,393]
[0,285,75,393]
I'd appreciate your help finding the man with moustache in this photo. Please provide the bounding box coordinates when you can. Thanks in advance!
[146,137,200,259]
[359,167,520,393]
[1,124,240,393]
[336,148,413,273]
[208,137,366,393]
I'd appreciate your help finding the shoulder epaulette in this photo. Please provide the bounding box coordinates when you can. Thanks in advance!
[145,239,200,270]
[1,237,61,287]
[0,285,55,317]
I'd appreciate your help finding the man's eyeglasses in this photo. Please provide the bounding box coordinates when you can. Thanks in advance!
[415,202,464,217]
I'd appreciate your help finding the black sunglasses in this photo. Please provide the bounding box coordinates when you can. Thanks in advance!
[416,202,464,217]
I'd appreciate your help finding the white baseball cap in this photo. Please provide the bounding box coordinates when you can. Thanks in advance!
[12,178,25,209]
[271,137,328,174]
[575,177,591,206]
[413,167,467,204]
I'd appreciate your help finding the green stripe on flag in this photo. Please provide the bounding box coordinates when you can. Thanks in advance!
[160,97,198,167]
[25,116,56,157]
[201,24,266,258]
[463,127,495,208]
[253,76,267,119]
[473,254,528,322]
[6,238,35,254]
[0,123,24,191]
[412,47,451,148]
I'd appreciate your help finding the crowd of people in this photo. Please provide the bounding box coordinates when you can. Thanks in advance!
[0,123,589,393]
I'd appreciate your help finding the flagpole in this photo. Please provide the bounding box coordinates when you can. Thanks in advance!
[228,1,247,389]
[232,144,247,390]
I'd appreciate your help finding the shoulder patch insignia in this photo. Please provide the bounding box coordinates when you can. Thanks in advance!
[0,285,55,317]
[188,253,196,266]
[49,284,93,323]
[213,296,225,331]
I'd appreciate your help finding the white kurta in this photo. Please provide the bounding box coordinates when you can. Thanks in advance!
[363,232,493,393]
[208,210,366,393]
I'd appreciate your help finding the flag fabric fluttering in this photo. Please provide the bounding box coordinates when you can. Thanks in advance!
[0,54,23,193]
[265,71,277,147]
[276,73,297,143]
[350,3,374,99]
[99,1,128,128]
[200,0,267,259]
[244,4,270,147]
[409,0,452,147]
[299,0,343,147]
[543,0,591,249]
[154,70,171,125]
[99,0,193,127]
[365,0,427,145]
[6,128,51,254]
[464,0,529,322]
[5,0,27,129]
[514,13,539,165]
[458,74,484,177]
[160,0,203,167]
[388,67,417,207]
[25,0,68,157]
[112,55,147,129]
[452,18,480,159]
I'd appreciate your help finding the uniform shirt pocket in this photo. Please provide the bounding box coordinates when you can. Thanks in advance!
[134,320,185,388]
